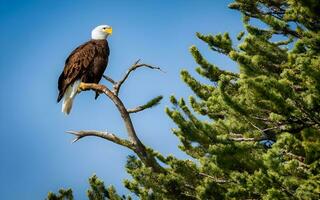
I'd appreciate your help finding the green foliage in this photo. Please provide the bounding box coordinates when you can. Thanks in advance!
[47,175,131,200]
[48,1,320,199]
[140,96,163,110]
[47,189,73,200]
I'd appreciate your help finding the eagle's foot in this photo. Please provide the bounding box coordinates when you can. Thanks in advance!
[78,82,86,92]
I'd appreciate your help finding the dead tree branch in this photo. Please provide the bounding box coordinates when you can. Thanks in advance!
[68,61,165,173]
[102,75,116,85]
[66,130,134,150]
[75,82,163,172]
[198,173,229,183]
[113,59,164,95]
[229,137,257,142]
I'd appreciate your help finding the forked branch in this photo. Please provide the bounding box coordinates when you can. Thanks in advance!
[67,61,164,173]
[67,130,134,150]
[102,75,116,85]
[113,60,164,95]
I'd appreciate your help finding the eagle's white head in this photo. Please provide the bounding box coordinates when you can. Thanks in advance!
[91,25,112,40]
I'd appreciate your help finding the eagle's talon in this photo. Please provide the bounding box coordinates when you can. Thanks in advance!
[77,82,86,92]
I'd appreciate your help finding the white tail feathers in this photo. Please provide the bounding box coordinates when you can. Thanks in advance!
[62,80,81,115]
[62,98,73,115]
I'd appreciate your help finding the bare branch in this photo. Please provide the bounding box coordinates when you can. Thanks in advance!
[78,83,141,143]
[114,60,165,95]
[72,59,165,172]
[251,116,270,121]
[229,132,262,142]
[229,132,245,137]
[128,96,163,114]
[66,130,134,150]
[198,173,229,183]
[246,118,284,133]
[248,121,263,132]
[102,75,116,85]
[78,82,164,172]
[261,126,282,132]
[127,107,147,114]
[229,137,257,142]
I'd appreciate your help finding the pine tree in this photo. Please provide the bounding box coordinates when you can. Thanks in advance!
[48,1,320,199]
[47,175,131,200]
[122,1,320,199]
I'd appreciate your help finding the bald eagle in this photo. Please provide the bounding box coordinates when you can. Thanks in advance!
[57,25,112,115]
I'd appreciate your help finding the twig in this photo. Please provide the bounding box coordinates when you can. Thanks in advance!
[229,137,257,142]
[247,118,284,133]
[127,106,147,114]
[102,75,116,85]
[229,133,245,137]
[114,59,165,95]
[261,126,282,132]
[251,116,271,121]
[66,130,134,150]
[248,121,263,132]
[198,173,229,183]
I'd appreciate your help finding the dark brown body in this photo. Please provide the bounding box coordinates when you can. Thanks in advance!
[57,39,109,102]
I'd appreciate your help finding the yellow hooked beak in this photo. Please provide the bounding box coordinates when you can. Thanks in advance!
[104,27,112,35]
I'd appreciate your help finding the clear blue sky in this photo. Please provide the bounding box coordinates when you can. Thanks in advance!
[0,0,242,199]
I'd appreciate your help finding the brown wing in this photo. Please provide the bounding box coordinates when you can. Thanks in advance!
[57,40,96,102]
